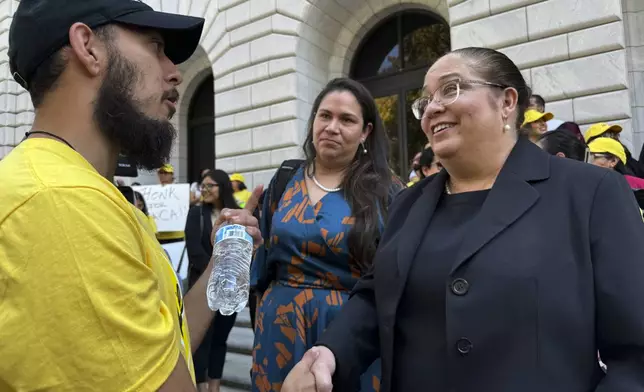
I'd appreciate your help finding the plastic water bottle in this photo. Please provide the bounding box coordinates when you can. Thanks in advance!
[207,224,253,315]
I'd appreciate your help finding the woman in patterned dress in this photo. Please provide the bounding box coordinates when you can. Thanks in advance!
[250,78,402,392]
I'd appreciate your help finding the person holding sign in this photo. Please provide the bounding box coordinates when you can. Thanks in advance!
[156,164,187,245]
[0,0,262,390]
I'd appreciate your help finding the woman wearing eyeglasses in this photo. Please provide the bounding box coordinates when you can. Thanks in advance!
[587,137,644,191]
[184,169,241,392]
[283,47,644,392]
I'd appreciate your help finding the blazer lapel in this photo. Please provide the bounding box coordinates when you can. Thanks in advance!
[396,170,448,279]
[450,138,550,274]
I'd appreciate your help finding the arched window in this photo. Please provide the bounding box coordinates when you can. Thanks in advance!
[187,75,215,183]
[351,11,450,179]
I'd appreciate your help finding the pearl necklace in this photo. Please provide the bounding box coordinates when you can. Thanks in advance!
[311,175,341,193]
[445,180,451,194]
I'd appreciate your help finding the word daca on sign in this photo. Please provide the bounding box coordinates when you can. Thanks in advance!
[133,184,191,232]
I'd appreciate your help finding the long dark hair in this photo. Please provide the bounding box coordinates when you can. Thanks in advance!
[303,78,393,271]
[202,169,241,210]
[451,47,532,129]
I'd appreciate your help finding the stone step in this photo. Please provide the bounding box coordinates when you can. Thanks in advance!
[236,307,252,329]
[221,351,253,391]
[221,385,251,392]
[227,325,254,355]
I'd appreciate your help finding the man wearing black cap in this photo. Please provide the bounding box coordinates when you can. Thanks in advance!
[0,1,242,390]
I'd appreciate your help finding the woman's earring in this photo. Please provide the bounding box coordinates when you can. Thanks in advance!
[502,115,511,133]
[361,141,367,154]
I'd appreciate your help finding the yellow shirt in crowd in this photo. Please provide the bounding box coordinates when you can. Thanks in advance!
[0,138,194,390]
[234,189,252,208]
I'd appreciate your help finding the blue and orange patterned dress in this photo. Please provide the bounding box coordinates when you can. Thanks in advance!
[250,167,382,392]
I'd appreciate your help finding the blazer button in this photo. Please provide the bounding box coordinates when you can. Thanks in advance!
[456,338,473,356]
[451,278,469,295]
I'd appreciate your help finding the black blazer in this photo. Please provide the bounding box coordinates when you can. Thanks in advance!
[184,204,213,286]
[317,138,644,392]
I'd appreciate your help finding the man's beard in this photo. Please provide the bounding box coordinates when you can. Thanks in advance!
[93,48,177,171]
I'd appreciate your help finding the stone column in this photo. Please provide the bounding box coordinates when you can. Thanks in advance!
[624,0,644,155]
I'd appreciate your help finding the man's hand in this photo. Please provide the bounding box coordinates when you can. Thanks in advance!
[186,185,264,352]
[283,347,336,392]
[211,185,263,249]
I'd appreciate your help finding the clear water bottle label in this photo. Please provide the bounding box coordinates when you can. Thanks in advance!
[215,224,252,244]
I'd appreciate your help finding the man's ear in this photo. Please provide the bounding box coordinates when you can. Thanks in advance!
[68,22,107,77]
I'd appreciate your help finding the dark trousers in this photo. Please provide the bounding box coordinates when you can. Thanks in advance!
[192,312,237,383]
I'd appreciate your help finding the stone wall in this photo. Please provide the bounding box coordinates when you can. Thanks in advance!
[623,0,644,156]
[0,1,31,159]
[450,0,637,152]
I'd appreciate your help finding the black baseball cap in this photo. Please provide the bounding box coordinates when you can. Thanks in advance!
[9,0,206,89]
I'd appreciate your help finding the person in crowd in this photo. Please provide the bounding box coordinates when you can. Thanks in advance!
[539,131,644,217]
[555,121,585,142]
[407,160,422,187]
[407,146,442,186]
[231,172,253,208]
[529,94,563,131]
[190,168,210,206]
[584,122,644,178]
[417,146,442,178]
[520,109,553,143]
[537,129,587,161]
[185,169,240,392]
[156,163,186,244]
[528,94,545,113]
[587,138,644,190]
[0,0,261,389]
[408,151,423,184]
[135,190,157,233]
[283,47,644,392]
[158,163,175,184]
[250,77,403,392]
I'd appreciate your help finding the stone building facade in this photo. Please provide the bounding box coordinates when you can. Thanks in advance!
[0,0,642,187]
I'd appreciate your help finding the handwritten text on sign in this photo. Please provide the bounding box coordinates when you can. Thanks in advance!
[133,184,190,232]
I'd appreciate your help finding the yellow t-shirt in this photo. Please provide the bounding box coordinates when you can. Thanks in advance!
[234,189,252,208]
[147,214,158,233]
[0,138,194,391]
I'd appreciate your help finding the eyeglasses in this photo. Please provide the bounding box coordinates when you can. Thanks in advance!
[201,183,218,190]
[585,152,611,164]
[411,79,507,120]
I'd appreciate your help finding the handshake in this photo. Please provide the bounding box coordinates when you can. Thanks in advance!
[282,346,337,392]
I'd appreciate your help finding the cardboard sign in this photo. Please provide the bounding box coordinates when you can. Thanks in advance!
[133,184,190,232]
